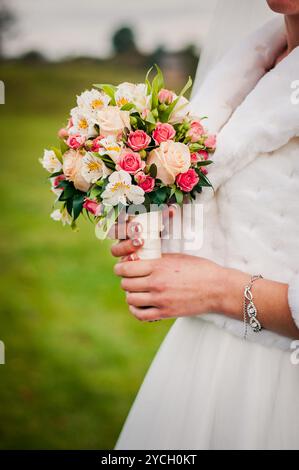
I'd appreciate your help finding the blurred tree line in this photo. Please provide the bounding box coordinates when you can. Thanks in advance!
[0,1,199,81]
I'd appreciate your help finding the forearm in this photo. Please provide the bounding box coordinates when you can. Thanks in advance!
[217,267,299,339]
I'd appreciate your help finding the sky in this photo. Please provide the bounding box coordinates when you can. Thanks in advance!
[3,0,217,59]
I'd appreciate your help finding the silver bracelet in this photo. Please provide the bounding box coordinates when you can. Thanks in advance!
[243,275,263,339]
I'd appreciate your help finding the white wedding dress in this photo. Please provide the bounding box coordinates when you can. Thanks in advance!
[114,17,299,450]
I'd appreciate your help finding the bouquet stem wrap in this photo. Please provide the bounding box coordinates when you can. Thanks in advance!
[130,211,163,260]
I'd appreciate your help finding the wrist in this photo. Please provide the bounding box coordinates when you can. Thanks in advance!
[214,267,250,317]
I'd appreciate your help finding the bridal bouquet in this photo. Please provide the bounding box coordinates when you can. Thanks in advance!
[40,66,215,259]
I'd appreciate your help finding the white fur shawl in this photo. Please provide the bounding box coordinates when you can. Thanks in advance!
[163,17,299,350]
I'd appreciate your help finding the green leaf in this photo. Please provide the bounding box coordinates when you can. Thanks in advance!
[66,198,73,216]
[197,160,213,166]
[50,146,62,163]
[89,185,102,199]
[178,75,193,98]
[121,103,135,111]
[169,185,176,198]
[174,189,184,205]
[144,111,156,125]
[151,187,168,205]
[189,143,204,152]
[149,163,157,178]
[151,64,165,109]
[99,154,116,171]
[58,181,76,201]
[93,84,116,105]
[60,139,69,155]
[145,66,153,94]
[198,172,213,187]
[49,171,63,178]
[72,193,85,220]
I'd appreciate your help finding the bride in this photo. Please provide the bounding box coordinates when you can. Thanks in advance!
[111,0,299,450]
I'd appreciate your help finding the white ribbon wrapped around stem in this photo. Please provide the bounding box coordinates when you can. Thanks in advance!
[129,211,164,260]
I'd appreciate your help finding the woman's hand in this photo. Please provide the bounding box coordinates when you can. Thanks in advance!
[113,253,226,321]
[110,205,176,261]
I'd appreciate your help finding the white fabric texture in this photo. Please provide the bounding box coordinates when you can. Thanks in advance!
[115,18,299,450]
[288,275,299,330]
[115,318,299,450]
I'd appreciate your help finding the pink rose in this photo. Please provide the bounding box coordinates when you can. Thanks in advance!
[138,175,155,193]
[198,150,209,160]
[127,130,151,151]
[176,168,199,192]
[205,134,216,150]
[117,149,145,174]
[53,174,66,188]
[199,166,208,175]
[191,152,199,164]
[187,121,204,142]
[190,150,208,164]
[83,198,102,216]
[58,128,69,139]
[91,135,104,152]
[158,88,175,105]
[134,171,147,184]
[67,133,86,150]
[141,108,150,119]
[152,123,176,145]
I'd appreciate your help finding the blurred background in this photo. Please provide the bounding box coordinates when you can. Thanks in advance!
[0,0,216,449]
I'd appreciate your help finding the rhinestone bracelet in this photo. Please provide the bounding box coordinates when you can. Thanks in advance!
[243,275,263,339]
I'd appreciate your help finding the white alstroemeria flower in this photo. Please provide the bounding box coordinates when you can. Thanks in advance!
[50,178,63,198]
[115,82,151,114]
[115,82,136,108]
[77,88,110,115]
[51,208,72,226]
[39,149,62,173]
[98,136,123,163]
[169,96,191,124]
[69,107,97,138]
[133,83,151,113]
[101,170,145,206]
[81,152,111,184]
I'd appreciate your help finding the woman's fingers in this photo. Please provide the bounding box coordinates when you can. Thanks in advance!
[126,292,157,307]
[120,276,150,292]
[128,304,161,322]
[111,238,143,258]
[114,260,153,278]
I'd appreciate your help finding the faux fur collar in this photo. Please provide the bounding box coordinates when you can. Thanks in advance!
[190,17,299,192]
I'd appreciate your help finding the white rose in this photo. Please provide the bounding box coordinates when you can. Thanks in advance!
[63,149,91,192]
[95,106,131,138]
[148,141,191,185]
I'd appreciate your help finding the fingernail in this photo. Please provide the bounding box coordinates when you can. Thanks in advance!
[130,222,143,234]
[128,253,138,261]
[132,238,143,247]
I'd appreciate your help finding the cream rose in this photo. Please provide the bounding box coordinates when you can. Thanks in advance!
[95,106,131,138]
[148,141,191,185]
[63,149,91,192]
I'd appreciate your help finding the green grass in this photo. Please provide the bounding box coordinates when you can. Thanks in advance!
[0,62,180,449]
